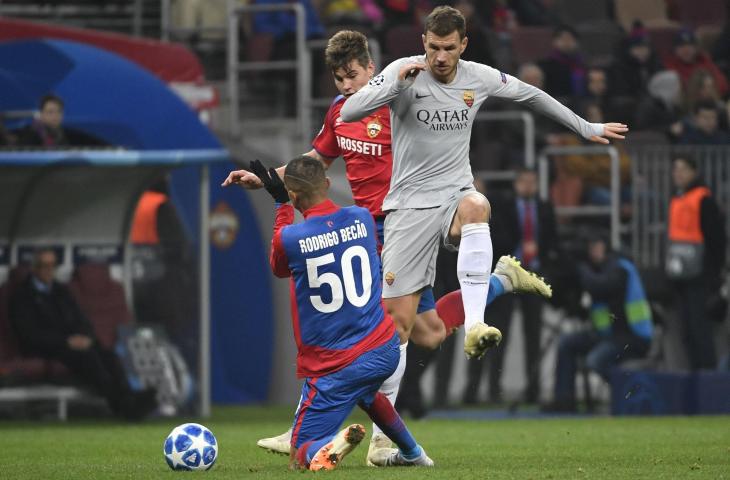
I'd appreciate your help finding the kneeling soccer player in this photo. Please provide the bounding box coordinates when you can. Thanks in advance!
[255,156,433,470]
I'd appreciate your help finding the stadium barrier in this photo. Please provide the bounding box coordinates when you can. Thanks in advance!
[226,2,312,142]
[538,145,622,249]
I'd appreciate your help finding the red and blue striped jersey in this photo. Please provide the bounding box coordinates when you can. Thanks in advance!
[270,199,394,378]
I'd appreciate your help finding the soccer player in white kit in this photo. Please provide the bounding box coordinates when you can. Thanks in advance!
[340,6,628,360]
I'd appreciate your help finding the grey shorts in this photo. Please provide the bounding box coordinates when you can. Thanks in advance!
[381,188,485,298]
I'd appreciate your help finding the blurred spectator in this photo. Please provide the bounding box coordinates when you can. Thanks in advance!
[633,70,683,136]
[464,168,558,405]
[253,0,324,40]
[610,23,663,97]
[683,70,726,117]
[544,235,653,413]
[130,178,198,371]
[666,156,727,370]
[16,94,68,147]
[538,25,586,98]
[490,0,517,33]
[0,121,14,147]
[454,0,496,66]
[579,66,625,122]
[663,28,729,97]
[712,22,730,79]
[15,94,105,148]
[678,101,730,145]
[322,0,383,26]
[9,248,157,420]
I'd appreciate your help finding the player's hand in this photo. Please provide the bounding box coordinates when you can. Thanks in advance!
[589,123,629,144]
[398,62,426,82]
[249,159,290,204]
[221,169,264,189]
[67,334,93,351]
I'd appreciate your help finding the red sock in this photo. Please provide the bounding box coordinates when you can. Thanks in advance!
[295,441,312,468]
[436,290,465,336]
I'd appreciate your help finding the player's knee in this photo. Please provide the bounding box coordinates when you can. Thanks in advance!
[458,194,490,224]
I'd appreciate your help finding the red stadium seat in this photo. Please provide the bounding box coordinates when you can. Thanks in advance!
[615,0,679,32]
[68,263,132,350]
[555,0,611,25]
[648,25,682,59]
[674,0,727,28]
[510,27,553,65]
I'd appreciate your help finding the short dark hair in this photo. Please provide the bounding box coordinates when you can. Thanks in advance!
[325,30,371,72]
[693,99,718,115]
[424,6,466,40]
[284,156,327,197]
[39,93,63,111]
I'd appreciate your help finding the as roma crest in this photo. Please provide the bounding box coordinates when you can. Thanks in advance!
[366,117,383,139]
[463,90,475,108]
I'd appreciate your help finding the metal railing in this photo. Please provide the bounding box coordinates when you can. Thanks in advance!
[630,146,730,269]
[538,145,621,249]
[227,1,311,141]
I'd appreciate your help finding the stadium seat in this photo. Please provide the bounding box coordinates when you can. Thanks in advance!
[614,0,679,32]
[509,27,553,65]
[554,0,611,25]
[674,0,727,28]
[575,21,623,63]
[647,25,682,59]
[68,263,132,350]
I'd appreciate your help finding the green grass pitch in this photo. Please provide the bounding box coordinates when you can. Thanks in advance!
[1,406,728,479]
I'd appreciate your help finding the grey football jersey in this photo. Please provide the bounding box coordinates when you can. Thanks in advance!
[341,55,604,210]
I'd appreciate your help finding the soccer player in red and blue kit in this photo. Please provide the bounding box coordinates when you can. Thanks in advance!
[253,156,433,470]
[223,30,551,464]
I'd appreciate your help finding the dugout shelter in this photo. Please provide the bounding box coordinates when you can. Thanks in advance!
[0,38,273,417]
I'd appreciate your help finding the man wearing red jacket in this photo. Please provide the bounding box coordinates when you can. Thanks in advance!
[664,29,729,96]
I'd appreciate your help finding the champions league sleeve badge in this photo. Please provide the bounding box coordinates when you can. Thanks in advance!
[369,74,385,87]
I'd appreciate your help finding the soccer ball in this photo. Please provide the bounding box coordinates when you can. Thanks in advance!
[163,423,218,471]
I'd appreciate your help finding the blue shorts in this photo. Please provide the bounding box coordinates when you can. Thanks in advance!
[290,334,400,449]
[375,217,436,315]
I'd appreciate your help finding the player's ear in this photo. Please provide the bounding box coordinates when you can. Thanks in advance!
[460,35,468,55]
[324,177,331,190]
[367,61,375,77]
[422,33,427,51]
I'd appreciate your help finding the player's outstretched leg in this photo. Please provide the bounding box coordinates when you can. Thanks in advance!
[360,392,434,467]
[494,255,552,298]
[437,255,553,336]
[257,428,292,455]
[305,424,366,471]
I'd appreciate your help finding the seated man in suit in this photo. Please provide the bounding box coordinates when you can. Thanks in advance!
[10,248,156,420]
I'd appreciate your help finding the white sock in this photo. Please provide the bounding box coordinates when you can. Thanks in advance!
[457,223,493,335]
[372,341,408,438]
